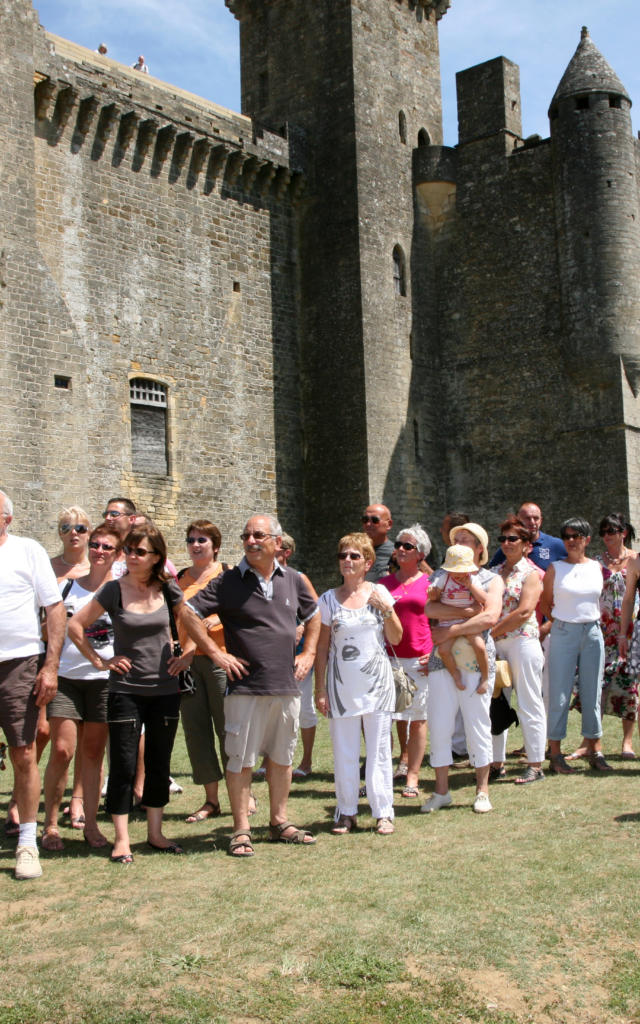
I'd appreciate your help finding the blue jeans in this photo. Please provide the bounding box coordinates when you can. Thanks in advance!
[547,620,604,741]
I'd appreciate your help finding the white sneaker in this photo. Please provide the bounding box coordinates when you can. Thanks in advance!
[472,792,492,813]
[420,791,452,813]
[169,777,183,794]
[15,846,43,880]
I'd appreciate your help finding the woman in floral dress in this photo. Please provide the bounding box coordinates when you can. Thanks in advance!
[571,513,638,760]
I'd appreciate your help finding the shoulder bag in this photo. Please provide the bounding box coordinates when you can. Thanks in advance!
[162,583,196,697]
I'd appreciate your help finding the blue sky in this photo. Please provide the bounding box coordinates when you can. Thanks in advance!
[33,0,640,144]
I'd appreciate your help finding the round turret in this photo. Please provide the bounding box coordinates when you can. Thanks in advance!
[549,26,630,122]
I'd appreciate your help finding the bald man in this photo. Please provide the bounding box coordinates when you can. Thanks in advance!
[361,504,394,582]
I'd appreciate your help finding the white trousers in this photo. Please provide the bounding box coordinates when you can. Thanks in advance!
[494,636,546,763]
[298,668,318,729]
[427,668,493,768]
[329,711,394,820]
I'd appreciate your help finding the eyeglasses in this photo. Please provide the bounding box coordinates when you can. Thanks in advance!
[89,541,116,552]
[338,551,362,561]
[123,544,154,557]
[240,531,274,541]
[561,532,582,541]
[362,515,381,524]
[60,523,88,535]
[394,541,416,551]
[600,527,622,536]
[104,509,126,519]
[186,536,209,545]
[498,534,521,544]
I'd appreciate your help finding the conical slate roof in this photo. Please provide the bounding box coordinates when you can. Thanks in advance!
[550,26,630,111]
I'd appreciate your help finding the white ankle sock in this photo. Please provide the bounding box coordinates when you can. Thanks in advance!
[18,821,37,848]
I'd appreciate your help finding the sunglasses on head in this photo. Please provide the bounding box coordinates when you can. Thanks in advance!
[60,523,88,534]
[338,551,362,560]
[362,515,381,524]
[394,541,416,551]
[186,536,209,545]
[89,541,116,552]
[498,534,521,543]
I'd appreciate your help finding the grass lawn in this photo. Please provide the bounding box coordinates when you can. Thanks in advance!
[1,708,640,1024]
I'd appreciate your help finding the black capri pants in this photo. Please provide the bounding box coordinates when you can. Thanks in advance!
[106,690,180,815]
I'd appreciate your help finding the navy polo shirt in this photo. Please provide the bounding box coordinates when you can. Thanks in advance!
[188,558,318,696]
[488,530,566,571]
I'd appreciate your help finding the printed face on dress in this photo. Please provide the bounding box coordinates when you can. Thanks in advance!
[361,504,392,546]
[518,503,542,539]
[242,516,279,567]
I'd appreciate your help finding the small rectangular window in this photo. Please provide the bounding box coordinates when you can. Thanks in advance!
[54,375,71,389]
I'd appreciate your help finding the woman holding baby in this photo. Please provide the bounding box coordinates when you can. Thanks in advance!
[421,523,503,815]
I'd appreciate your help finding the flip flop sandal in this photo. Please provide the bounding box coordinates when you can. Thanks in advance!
[229,830,254,857]
[331,814,357,834]
[147,841,184,854]
[185,801,221,823]
[376,817,395,835]
[268,821,316,845]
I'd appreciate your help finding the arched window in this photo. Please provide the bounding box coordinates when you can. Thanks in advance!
[392,245,406,297]
[398,110,407,144]
[417,128,430,147]
[129,378,168,475]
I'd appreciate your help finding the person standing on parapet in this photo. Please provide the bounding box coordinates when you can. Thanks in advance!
[0,490,66,880]
[362,504,394,582]
[489,502,566,572]
[132,55,149,74]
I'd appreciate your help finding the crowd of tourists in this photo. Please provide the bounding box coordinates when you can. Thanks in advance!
[1,487,637,878]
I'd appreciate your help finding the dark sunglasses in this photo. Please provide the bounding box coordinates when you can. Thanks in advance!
[394,541,416,551]
[338,551,363,560]
[186,536,209,545]
[599,527,622,536]
[89,541,116,552]
[104,510,126,518]
[498,534,521,543]
[60,523,88,534]
[124,544,154,557]
[362,515,381,524]
[240,531,273,541]
[561,532,583,541]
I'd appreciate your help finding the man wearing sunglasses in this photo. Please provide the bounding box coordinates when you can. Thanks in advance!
[489,502,566,571]
[102,498,138,579]
[180,514,320,857]
[362,504,394,582]
[0,490,66,879]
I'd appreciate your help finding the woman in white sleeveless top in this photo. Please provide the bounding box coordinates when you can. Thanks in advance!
[541,517,607,774]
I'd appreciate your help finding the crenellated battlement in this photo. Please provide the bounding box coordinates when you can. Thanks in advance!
[34,33,304,204]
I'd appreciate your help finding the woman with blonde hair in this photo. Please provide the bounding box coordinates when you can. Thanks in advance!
[315,533,402,835]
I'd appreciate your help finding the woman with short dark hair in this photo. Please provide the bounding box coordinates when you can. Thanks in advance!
[68,523,184,862]
[541,517,607,774]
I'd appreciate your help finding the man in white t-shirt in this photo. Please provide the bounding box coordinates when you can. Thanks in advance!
[0,490,66,879]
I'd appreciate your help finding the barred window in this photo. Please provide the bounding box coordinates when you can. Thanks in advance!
[129,378,168,475]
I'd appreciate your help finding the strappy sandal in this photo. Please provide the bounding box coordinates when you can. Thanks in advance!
[376,817,395,835]
[549,753,575,775]
[331,814,357,835]
[268,821,316,845]
[588,752,613,772]
[185,801,221,823]
[514,766,545,785]
[41,825,64,851]
[228,830,254,857]
[401,786,419,798]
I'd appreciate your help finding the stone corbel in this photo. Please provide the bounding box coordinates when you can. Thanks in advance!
[189,138,211,177]
[225,150,246,186]
[256,163,277,196]
[172,132,194,175]
[95,103,120,144]
[76,95,99,137]
[241,156,263,191]
[52,84,77,131]
[273,166,291,199]
[116,111,140,152]
[155,124,177,164]
[34,77,56,120]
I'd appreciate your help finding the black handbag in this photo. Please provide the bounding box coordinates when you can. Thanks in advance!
[163,584,196,697]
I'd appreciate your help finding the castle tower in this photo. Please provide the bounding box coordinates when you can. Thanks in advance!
[226,0,450,574]
[549,27,640,395]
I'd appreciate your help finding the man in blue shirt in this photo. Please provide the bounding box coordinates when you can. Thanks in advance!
[489,502,566,571]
